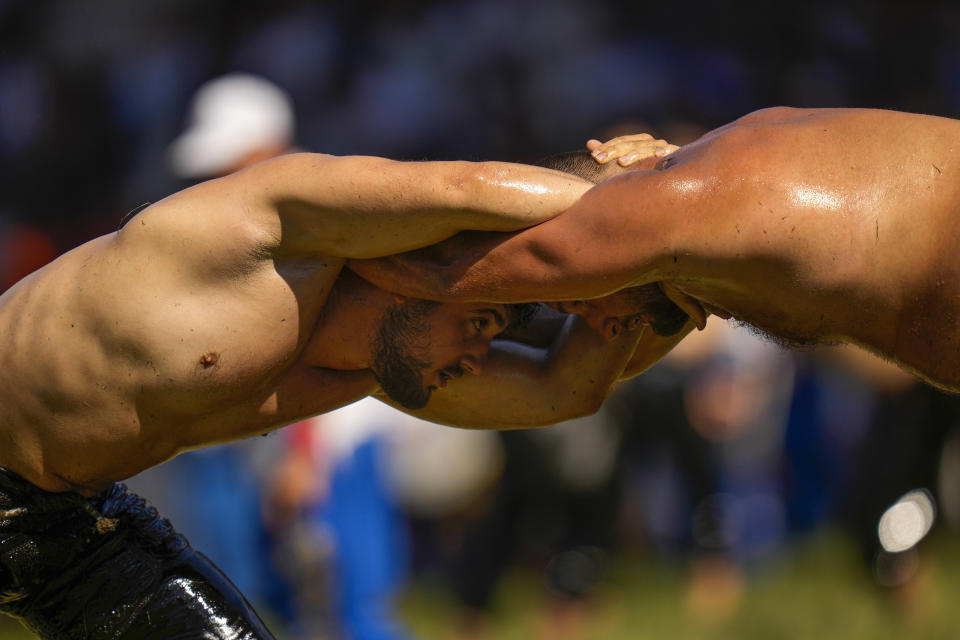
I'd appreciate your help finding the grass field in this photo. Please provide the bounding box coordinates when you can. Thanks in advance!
[398,532,960,640]
[2,531,960,639]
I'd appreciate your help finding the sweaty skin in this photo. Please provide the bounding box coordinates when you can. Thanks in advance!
[0,152,664,496]
[351,107,960,393]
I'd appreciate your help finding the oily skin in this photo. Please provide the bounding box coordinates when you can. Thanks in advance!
[600,110,960,390]
[600,107,960,389]
[0,153,618,495]
[353,108,960,392]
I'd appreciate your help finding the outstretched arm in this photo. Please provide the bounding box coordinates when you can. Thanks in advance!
[350,165,692,302]
[237,153,596,258]
[129,152,594,265]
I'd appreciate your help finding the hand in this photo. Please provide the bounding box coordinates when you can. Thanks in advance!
[587,133,679,166]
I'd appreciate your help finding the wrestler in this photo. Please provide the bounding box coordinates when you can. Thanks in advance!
[351,107,960,394]
[0,143,679,638]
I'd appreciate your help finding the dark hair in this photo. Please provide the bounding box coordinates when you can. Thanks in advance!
[506,302,540,328]
[534,150,607,184]
[622,285,690,337]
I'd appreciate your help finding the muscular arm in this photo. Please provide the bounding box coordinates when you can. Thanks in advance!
[235,153,594,258]
[350,166,693,302]
[125,152,593,268]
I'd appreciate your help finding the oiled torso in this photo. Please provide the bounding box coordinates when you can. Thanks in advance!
[657,108,960,390]
[0,201,375,493]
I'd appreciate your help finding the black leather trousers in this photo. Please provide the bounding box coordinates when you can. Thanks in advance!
[0,467,276,639]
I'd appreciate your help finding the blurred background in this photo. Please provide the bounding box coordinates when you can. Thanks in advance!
[3,1,960,638]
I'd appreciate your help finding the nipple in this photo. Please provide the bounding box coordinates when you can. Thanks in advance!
[199,352,219,368]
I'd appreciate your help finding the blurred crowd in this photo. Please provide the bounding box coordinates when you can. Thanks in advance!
[4,1,960,638]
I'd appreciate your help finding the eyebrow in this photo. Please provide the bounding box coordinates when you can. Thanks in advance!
[476,307,506,328]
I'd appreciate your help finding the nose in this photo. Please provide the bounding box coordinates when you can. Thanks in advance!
[460,338,492,375]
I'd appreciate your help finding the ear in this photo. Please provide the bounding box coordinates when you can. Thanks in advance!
[659,283,707,330]
[602,317,621,342]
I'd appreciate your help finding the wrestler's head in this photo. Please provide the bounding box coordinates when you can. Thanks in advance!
[372,299,531,409]
[549,284,691,341]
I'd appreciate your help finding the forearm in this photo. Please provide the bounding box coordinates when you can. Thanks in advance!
[450,160,595,231]
[250,153,593,258]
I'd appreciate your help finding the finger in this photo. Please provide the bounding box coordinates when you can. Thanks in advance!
[594,145,645,163]
[597,147,643,164]
[606,133,654,143]
[592,133,663,156]
[598,139,661,160]
[610,142,667,165]
[586,139,602,151]
[593,140,668,164]
[593,133,655,152]
[655,144,680,157]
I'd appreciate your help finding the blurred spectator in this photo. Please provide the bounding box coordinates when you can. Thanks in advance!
[266,404,411,640]
[168,72,296,179]
[0,221,57,290]
[267,397,506,640]
[609,320,795,625]
[442,411,622,640]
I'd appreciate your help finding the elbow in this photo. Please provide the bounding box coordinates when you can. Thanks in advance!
[441,161,488,213]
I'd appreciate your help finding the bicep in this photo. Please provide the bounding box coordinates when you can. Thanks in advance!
[248,153,475,258]
[248,153,592,259]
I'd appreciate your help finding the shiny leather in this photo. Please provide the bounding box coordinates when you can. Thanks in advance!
[0,467,276,639]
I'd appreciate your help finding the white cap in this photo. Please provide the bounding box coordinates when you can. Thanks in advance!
[168,73,294,178]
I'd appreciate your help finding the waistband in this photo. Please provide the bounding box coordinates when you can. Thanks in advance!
[0,466,187,555]
[0,466,92,519]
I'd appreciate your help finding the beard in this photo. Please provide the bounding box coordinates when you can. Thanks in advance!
[371,300,438,410]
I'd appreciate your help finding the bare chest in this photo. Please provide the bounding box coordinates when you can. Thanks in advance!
[121,258,347,415]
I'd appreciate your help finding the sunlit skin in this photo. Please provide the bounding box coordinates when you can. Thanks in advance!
[550,298,647,341]
[352,107,960,393]
[0,152,670,496]
[409,300,508,389]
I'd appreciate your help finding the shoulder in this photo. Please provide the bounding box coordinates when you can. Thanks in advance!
[114,172,286,280]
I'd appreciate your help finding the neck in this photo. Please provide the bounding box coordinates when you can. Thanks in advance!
[303,271,395,370]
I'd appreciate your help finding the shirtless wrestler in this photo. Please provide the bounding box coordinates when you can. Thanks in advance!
[0,146,676,638]
[352,107,960,394]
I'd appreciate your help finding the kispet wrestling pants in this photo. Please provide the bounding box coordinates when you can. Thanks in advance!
[0,467,276,639]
